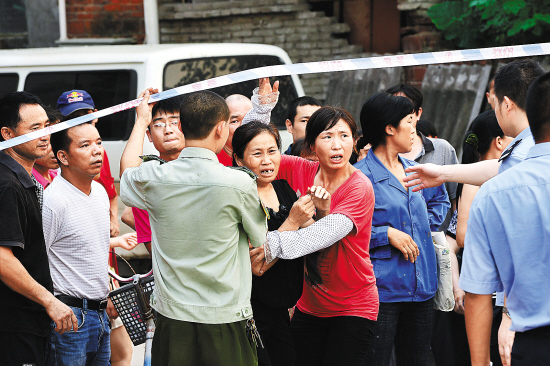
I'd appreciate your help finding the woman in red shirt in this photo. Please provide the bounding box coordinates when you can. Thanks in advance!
[262,106,378,366]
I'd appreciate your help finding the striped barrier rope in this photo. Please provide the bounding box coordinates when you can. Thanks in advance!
[1,42,549,151]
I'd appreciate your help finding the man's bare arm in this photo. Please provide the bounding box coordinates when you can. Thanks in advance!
[464,292,493,366]
[109,196,120,237]
[403,159,500,192]
[121,206,136,230]
[0,246,77,334]
[119,88,158,177]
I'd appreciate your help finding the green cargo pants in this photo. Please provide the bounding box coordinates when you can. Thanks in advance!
[152,313,258,366]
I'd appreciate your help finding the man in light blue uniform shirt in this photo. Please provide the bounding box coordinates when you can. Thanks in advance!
[402,59,546,365]
[460,72,550,366]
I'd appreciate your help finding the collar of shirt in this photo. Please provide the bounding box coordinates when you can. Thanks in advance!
[0,151,35,188]
[526,141,550,160]
[515,126,533,142]
[501,126,533,158]
[420,132,434,153]
[31,167,57,188]
[364,149,413,194]
[412,132,434,161]
[178,147,218,161]
[498,127,534,167]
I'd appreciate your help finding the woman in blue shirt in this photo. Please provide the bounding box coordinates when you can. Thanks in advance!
[355,92,447,366]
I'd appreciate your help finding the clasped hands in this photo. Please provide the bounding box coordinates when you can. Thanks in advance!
[250,186,331,276]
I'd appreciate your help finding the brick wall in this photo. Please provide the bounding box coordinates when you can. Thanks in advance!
[159,0,364,101]
[65,0,145,43]
[398,0,445,87]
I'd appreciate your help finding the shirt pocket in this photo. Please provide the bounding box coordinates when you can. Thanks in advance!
[370,246,391,259]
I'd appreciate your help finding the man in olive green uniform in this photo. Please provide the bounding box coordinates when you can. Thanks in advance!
[120,89,267,365]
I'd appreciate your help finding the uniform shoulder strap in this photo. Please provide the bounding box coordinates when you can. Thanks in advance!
[140,155,168,164]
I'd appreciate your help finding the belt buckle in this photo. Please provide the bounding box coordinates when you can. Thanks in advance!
[99,299,108,311]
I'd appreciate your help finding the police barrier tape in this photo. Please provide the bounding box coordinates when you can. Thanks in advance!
[1,42,550,151]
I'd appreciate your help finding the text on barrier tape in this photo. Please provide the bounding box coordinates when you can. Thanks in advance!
[1,42,549,151]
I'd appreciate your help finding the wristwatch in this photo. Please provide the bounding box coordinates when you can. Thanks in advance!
[502,306,511,318]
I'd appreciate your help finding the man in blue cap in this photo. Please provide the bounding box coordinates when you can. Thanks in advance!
[56,90,97,118]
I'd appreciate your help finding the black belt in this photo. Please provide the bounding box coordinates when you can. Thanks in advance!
[56,294,108,311]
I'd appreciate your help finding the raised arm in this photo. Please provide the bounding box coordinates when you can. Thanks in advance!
[119,88,158,177]
[403,159,500,192]
[241,77,280,126]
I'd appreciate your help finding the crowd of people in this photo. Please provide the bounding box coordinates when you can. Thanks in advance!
[0,58,548,366]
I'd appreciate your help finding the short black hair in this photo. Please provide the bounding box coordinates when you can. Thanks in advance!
[0,91,43,141]
[232,121,281,166]
[44,105,63,125]
[286,96,322,126]
[304,106,358,150]
[385,84,423,113]
[152,95,184,119]
[50,122,93,164]
[416,119,438,138]
[526,71,550,143]
[360,92,414,150]
[494,59,545,111]
[179,91,230,140]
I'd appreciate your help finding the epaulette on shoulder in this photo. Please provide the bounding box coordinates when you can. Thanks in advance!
[140,155,168,164]
[228,166,257,180]
[498,139,522,162]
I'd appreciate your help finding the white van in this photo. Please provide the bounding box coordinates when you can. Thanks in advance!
[0,43,304,178]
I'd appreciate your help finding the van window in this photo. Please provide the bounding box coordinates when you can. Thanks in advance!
[24,70,137,141]
[164,55,298,128]
[0,73,19,98]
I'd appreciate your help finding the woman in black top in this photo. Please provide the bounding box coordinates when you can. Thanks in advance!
[232,121,324,366]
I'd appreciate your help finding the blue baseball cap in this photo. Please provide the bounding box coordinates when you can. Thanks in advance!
[57,90,95,116]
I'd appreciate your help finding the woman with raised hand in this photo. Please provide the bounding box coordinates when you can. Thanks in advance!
[258,106,378,366]
[232,121,320,366]
[354,92,447,366]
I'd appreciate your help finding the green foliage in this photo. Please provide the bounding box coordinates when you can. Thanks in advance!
[428,0,550,48]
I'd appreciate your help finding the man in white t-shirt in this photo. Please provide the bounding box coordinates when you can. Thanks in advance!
[43,122,135,365]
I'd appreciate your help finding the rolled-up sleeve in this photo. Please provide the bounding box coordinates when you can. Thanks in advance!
[370,225,390,249]
[120,167,148,210]
[422,184,450,231]
[241,180,268,248]
[459,198,503,294]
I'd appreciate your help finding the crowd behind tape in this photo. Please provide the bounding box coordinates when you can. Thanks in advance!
[1,42,549,151]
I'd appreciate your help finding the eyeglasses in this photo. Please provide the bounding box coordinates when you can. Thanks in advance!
[151,121,179,130]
